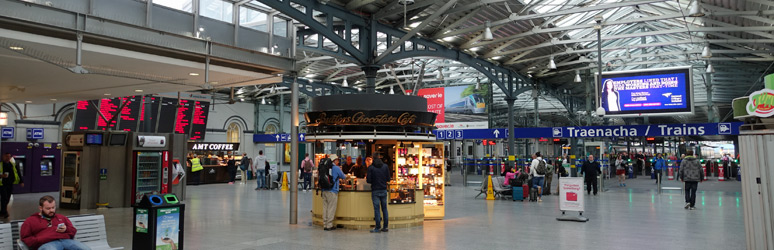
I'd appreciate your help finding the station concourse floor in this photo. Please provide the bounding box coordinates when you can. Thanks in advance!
[6,174,745,250]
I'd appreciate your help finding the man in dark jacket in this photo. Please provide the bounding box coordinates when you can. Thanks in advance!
[1,153,23,218]
[21,195,89,250]
[679,152,704,210]
[579,154,601,196]
[366,155,391,233]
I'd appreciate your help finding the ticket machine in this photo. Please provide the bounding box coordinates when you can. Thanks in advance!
[1,142,61,194]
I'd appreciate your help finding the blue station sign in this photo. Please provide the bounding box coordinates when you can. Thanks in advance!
[434,122,742,140]
[26,128,44,140]
[253,133,306,143]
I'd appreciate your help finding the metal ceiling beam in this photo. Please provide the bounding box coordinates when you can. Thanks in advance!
[345,0,379,10]
[433,0,669,39]
[374,0,458,62]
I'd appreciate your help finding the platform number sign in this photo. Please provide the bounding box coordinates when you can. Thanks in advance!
[455,130,463,139]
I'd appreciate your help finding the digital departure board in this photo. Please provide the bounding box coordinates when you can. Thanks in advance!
[189,101,210,140]
[174,99,194,134]
[138,96,159,133]
[118,96,142,132]
[73,100,98,131]
[156,98,178,133]
[97,98,121,131]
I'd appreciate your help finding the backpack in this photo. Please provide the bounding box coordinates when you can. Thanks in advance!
[545,160,554,174]
[302,158,314,173]
[535,159,547,175]
[239,157,250,171]
[317,158,334,190]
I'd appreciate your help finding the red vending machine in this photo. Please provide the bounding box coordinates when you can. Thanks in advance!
[130,134,170,206]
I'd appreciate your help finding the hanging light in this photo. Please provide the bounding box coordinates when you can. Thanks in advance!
[437,68,444,81]
[574,70,582,83]
[548,56,557,70]
[688,1,704,17]
[342,77,349,87]
[706,62,715,73]
[483,21,494,41]
[701,44,712,58]
[270,84,276,93]
[261,97,266,104]
[389,86,395,95]
[475,78,481,90]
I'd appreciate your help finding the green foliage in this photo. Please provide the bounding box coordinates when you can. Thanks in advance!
[459,83,490,98]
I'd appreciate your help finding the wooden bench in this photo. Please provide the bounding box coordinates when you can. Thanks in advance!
[13,214,123,250]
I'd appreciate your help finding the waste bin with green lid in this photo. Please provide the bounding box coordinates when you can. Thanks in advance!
[133,194,185,250]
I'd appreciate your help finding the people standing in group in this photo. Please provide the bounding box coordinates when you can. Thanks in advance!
[529,152,546,202]
[366,155,390,233]
[239,153,251,184]
[226,155,237,184]
[321,154,345,231]
[300,154,314,192]
[580,154,601,196]
[252,150,267,190]
[679,151,704,210]
[0,153,22,218]
[654,153,666,185]
[615,155,627,187]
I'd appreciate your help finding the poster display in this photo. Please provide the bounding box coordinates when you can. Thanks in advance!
[135,208,148,233]
[417,84,490,130]
[155,207,180,250]
[597,67,693,116]
[558,177,585,212]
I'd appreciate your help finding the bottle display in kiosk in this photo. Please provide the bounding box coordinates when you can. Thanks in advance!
[131,135,170,206]
[395,142,445,219]
[1,142,62,194]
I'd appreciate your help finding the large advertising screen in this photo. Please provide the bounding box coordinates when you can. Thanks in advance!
[417,84,490,130]
[596,67,693,116]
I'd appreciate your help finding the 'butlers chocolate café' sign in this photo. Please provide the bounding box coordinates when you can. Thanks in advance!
[305,110,437,127]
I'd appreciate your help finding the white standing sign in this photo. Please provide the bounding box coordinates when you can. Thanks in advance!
[559,177,585,212]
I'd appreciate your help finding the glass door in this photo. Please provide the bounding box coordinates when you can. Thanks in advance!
[136,152,162,203]
[61,152,80,205]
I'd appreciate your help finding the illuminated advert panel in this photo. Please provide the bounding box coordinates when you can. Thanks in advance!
[595,66,693,117]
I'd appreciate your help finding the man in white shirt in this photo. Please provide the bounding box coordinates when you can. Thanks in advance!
[529,152,546,202]
[252,150,267,190]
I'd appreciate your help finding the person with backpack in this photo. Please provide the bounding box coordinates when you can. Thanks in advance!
[239,153,251,184]
[580,154,601,196]
[367,154,391,233]
[319,154,345,231]
[301,154,314,192]
[529,152,546,202]
[654,153,666,185]
[679,151,704,210]
[252,150,267,190]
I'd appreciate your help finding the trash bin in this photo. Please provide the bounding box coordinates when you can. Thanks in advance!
[133,194,185,250]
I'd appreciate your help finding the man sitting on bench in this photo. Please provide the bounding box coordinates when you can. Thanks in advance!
[20,195,90,250]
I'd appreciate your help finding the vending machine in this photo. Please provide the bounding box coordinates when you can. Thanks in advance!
[1,142,62,194]
[130,135,170,206]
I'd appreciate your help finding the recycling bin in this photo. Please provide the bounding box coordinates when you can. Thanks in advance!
[133,194,185,250]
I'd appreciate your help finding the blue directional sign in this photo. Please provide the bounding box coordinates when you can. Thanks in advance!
[26,128,44,140]
[1,127,14,139]
[253,133,306,143]
[434,122,742,140]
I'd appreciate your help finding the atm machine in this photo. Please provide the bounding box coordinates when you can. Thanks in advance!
[1,142,62,194]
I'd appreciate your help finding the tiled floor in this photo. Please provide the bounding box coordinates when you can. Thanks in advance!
[5,174,746,250]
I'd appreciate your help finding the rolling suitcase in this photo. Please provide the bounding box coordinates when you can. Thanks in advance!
[512,186,524,201]
[522,184,529,201]
[529,188,538,202]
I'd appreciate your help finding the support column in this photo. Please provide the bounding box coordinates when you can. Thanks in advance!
[585,69,592,126]
[533,93,539,153]
[506,97,515,170]
[363,65,380,94]
[290,74,299,224]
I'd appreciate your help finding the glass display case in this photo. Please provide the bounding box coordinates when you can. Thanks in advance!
[388,182,416,204]
[395,142,445,219]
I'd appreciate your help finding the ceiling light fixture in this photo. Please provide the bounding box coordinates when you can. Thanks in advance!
[104,93,111,96]
[342,78,349,87]
[706,62,715,73]
[574,70,582,83]
[270,85,276,94]
[437,70,444,81]
[475,78,481,90]
[483,21,494,41]
[135,89,143,93]
[389,86,395,95]
[262,97,266,104]
[701,44,712,58]
[24,101,32,104]
[688,1,705,17]
[50,99,57,101]
[189,73,199,76]
[548,56,557,70]
[9,46,23,51]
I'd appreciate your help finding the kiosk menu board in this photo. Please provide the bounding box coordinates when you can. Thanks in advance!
[174,99,193,135]
[74,100,98,131]
[156,98,178,133]
[596,66,693,116]
[139,96,160,133]
[97,98,121,131]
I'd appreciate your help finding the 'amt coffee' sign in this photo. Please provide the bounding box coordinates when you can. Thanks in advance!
[188,142,240,151]
[26,128,44,140]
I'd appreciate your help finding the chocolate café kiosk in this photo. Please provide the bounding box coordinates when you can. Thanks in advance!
[307,94,446,229]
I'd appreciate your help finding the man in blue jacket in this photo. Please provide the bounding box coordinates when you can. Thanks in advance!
[654,153,666,184]
[322,154,346,231]
[367,154,391,233]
